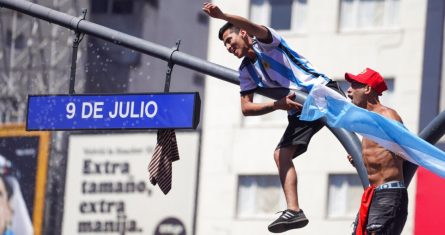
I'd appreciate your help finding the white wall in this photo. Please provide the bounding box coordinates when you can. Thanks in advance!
[199,0,426,234]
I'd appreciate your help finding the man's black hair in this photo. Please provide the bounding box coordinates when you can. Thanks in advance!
[218,22,240,40]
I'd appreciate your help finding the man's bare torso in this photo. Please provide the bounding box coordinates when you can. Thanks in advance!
[362,105,404,187]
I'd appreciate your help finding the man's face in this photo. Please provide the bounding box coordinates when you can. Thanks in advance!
[0,179,12,233]
[222,29,248,59]
[347,80,368,107]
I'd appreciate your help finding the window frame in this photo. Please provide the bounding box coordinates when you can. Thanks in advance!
[91,0,135,15]
[326,173,362,219]
[249,0,308,34]
[236,174,286,219]
[338,0,402,33]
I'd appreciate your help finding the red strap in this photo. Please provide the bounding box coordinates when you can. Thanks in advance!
[356,186,376,235]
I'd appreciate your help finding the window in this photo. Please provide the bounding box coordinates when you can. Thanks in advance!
[236,175,285,218]
[327,174,362,218]
[250,0,307,32]
[91,0,108,13]
[6,30,25,50]
[112,0,134,14]
[339,0,400,31]
[91,0,134,14]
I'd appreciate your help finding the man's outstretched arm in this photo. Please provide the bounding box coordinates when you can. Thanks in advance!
[241,93,302,116]
[202,2,271,42]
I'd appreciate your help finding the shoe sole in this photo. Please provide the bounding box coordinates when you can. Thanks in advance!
[268,219,309,233]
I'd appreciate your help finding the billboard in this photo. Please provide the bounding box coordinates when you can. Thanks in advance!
[62,132,199,235]
[0,124,50,235]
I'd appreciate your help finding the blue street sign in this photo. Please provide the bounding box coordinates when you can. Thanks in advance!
[26,93,200,130]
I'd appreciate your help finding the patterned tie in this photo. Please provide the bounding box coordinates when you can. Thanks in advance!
[148,129,180,194]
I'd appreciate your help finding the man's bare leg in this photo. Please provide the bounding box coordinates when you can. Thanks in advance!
[268,146,308,233]
[274,146,299,211]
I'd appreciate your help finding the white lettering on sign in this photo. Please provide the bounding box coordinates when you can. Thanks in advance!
[145,101,158,118]
[66,100,159,120]
[108,101,158,119]
[81,102,104,119]
[66,102,76,119]
[94,102,104,118]
[82,102,93,118]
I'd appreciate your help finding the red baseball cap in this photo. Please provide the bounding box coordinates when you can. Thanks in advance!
[345,68,388,96]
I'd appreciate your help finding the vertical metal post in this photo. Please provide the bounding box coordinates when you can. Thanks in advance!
[164,40,181,92]
[69,8,87,94]
[405,110,445,186]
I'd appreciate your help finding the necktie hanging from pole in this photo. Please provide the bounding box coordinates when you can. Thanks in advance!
[148,129,180,194]
[148,40,181,194]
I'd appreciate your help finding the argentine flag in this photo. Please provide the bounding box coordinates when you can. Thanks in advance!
[300,83,445,179]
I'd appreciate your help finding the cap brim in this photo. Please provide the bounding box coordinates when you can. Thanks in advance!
[345,73,358,82]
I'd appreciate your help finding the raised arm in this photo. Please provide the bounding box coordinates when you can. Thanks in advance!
[202,2,271,42]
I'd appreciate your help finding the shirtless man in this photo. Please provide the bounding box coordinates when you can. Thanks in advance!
[346,68,408,235]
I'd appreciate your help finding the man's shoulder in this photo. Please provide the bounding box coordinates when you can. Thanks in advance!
[377,106,402,123]
[255,26,274,44]
[239,57,252,70]
[381,106,400,116]
[254,27,283,50]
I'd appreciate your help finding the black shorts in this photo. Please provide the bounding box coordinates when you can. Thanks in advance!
[276,80,345,158]
[366,188,408,234]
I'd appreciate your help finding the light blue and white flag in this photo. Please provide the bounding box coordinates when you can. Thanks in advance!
[300,83,445,179]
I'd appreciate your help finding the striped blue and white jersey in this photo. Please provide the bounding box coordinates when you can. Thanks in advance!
[239,27,330,95]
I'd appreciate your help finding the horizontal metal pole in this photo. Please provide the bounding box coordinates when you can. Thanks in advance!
[0,0,369,187]
[326,125,368,187]
[419,110,445,145]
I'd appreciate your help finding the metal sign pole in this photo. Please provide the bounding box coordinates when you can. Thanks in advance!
[68,9,87,94]
[164,40,181,93]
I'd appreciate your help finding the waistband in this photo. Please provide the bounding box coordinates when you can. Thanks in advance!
[376,181,405,191]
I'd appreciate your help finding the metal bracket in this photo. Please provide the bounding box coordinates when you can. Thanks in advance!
[164,40,181,93]
[69,8,87,94]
